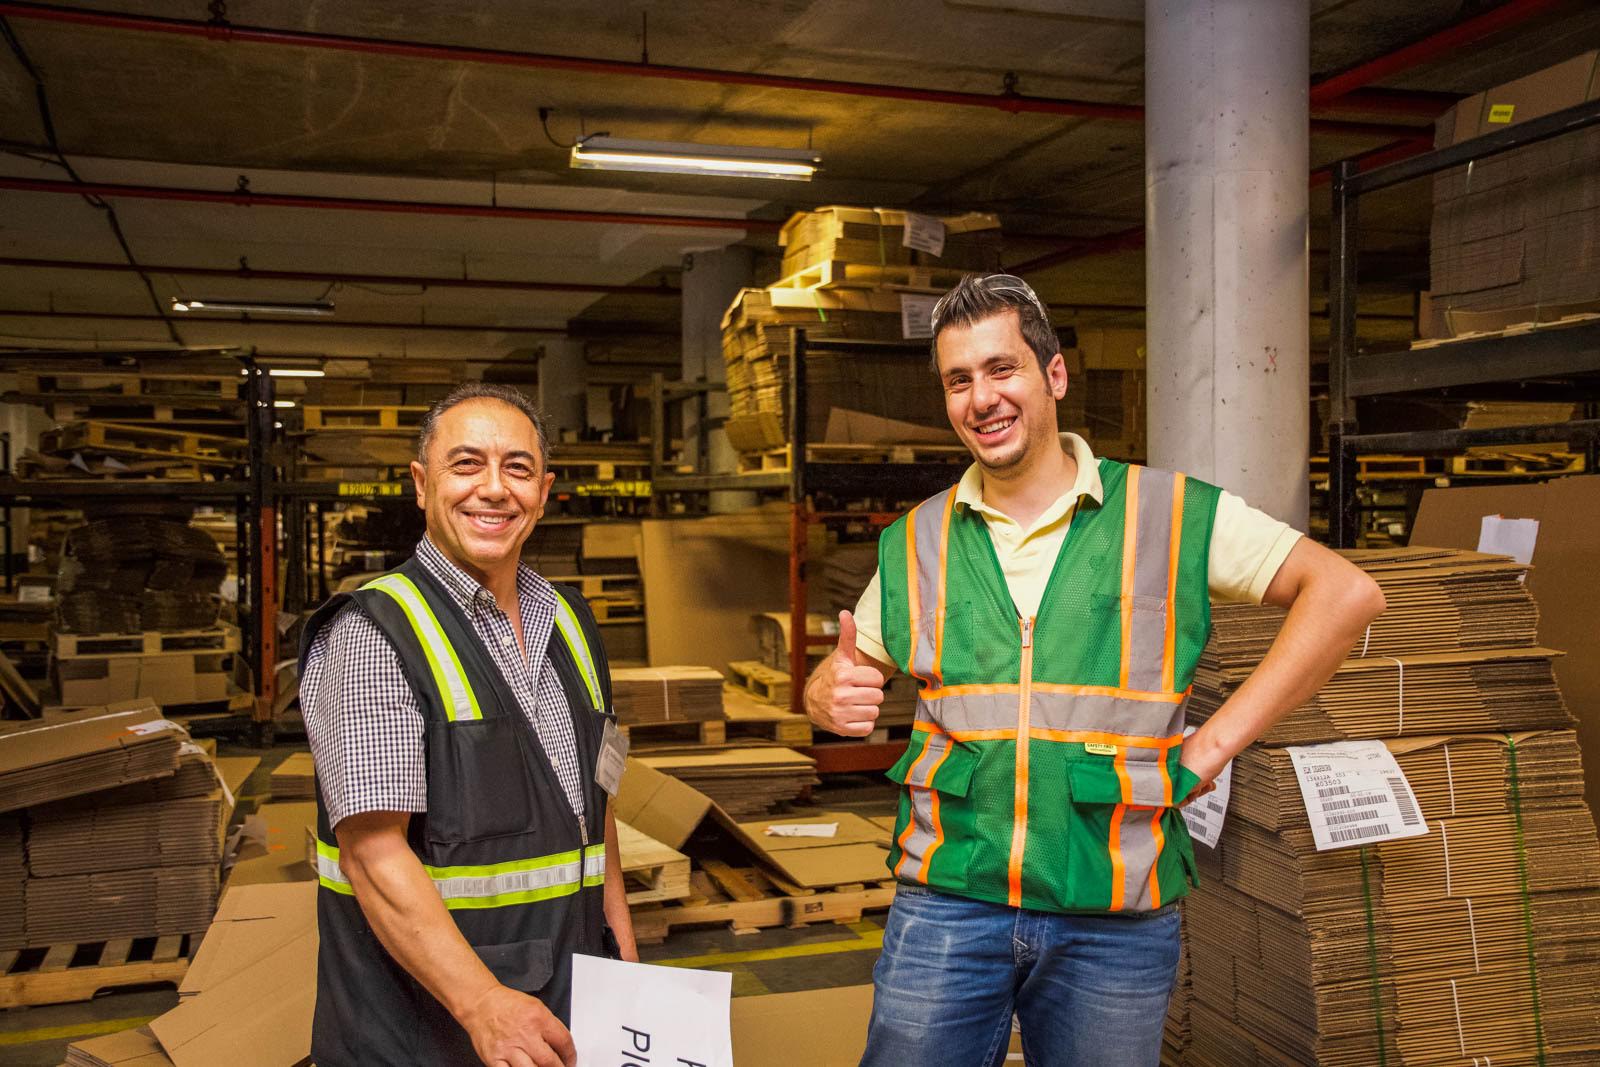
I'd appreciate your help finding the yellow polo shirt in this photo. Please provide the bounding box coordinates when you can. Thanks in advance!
[851,433,1302,667]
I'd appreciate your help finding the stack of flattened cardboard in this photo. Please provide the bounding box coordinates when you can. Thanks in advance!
[0,814,21,948]
[0,705,233,949]
[634,745,820,819]
[55,517,226,635]
[0,700,180,813]
[1174,550,1600,1066]
[609,667,725,725]
[268,751,317,801]
[777,206,1003,281]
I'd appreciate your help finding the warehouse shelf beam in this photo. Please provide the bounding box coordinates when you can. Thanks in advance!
[1347,321,1600,396]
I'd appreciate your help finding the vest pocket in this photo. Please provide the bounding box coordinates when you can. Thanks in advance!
[425,717,542,844]
[887,736,978,796]
[475,937,555,995]
[1066,756,1178,807]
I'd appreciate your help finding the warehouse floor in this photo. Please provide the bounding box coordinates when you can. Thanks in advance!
[0,746,896,1066]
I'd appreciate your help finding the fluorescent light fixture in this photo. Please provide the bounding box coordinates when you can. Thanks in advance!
[273,400,298,408]
[238,367,327,378]
[570,136,820,181]
[172,297,335,317]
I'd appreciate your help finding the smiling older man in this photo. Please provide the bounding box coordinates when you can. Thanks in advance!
[299,383,636,1067]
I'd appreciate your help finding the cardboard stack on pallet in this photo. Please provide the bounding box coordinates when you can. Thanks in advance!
[1426,51,1600,340]
[1169,548,1600,1066]
[0,703,238,954]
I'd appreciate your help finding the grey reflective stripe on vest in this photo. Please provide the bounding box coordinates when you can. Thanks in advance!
[1114,806,1164,910]
[896,779,940,880]
[920,689,1185,741]
[316,839,606,907]
[1126,467,1182,693]
[362,574,482,722]
[907,488,955,686]
[551,588,604,713]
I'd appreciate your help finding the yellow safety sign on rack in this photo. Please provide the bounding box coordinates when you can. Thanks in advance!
[573,480,651,498]
[337,482,404,497]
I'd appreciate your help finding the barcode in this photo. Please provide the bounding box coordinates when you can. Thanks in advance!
[1304,763,1332,773]
[1325,798,1352,811]
[1327,809,1383,826]
[1388,777,1421,826]
[1330,822,1392,843]
[1353,794,1387,808]
[1317,785,1350,798]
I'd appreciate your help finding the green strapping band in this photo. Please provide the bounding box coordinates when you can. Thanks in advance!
[1359,844,1389,1067]
[1507,734,1549,1066]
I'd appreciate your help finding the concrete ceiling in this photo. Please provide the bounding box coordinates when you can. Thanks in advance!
[1,0,1598,362]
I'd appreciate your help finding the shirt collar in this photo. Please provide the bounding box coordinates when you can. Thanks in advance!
[416,536,552,614]
[953,432,1104,522]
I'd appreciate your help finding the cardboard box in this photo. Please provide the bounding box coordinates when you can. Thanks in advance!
[1442,51,1600,146]
[0,700,180,813]
[730,985,874,1066]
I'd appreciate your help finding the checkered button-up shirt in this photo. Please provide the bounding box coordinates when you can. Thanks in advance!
[302,537,587,829]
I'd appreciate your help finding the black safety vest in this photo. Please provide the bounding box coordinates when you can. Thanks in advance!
[298,555,613,1067]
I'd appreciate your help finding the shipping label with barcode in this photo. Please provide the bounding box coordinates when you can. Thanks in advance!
[1179,726,1234,849]
[1286,740,1429,852]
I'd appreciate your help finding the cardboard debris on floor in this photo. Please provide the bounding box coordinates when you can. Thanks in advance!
[267,751,317,801]
[610,666,726,725]
[633,744,819,819]
[228,801,317,886]
[1172,548,1600,1066]
[0,700,181,813]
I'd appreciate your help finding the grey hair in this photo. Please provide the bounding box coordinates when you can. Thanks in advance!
[416,382,550,467]
[928,272,1060,375]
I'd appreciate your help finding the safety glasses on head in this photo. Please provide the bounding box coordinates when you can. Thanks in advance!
[929,273,1052,335]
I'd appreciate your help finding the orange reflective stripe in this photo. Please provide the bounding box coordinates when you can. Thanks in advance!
[917,721,1187,751]
[893,736,945,878]
[918,742,956,881]
[1120,466,1140,689]
[1163,473,1185,694]
[919,681,1184,704]
[905,504,923,685]
[1108,803,1127,911]
[1008,616,1035,908]
[1147,809,1167,908]
[931,489,956,687]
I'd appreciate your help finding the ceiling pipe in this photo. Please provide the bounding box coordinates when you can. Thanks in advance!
[0,256,681,296]
[0,1,1426,140]
[0,176,779,232]
[0,308,675,336]
[1309,0,1572,106]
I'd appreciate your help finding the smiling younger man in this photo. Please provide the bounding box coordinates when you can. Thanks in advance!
[803,274,1385,1066]
[300,383,637,1067]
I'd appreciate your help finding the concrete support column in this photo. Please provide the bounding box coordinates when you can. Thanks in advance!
[537,337,588,443]
[1146,0,1310,528]
[681,246,756,511]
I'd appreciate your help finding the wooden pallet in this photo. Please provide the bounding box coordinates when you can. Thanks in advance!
[303,405,429,430]
[1449,450,1586,475]
[39,421,245,466]
[52,626,240,659]
[619,719,727,746]
[547,459,653,481]
[0,933,196,1008]
[770,259,966,293]
[630,867,895,945]
[727,660,792,706]
[737,442,969,474]
[17,372,238,397]
[541,574,641,598]
[722,686,813,745]
[4,392,243,424]
[618,821,692,906]
[589,597,644,622]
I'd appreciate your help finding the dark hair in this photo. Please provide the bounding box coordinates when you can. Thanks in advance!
[928,272,1060,375]
[416,383,549,467]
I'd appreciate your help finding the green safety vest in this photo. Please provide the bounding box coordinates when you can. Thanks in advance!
[880,459,1220,913]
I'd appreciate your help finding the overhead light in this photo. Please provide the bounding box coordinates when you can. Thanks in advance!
[570,136,820,182]
[273,400,298,408]
[238,366,327,378]
[172,297,335,317]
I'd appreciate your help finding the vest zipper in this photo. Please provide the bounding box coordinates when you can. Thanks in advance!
[1007,615,1035,908]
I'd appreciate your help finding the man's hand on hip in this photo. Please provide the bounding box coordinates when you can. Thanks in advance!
[805,610,887,737]
[459,983,576,1067]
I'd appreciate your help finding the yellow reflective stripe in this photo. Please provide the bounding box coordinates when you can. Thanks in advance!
[315,840,606,906]
[551,589,604,712]
[362,574,482,722]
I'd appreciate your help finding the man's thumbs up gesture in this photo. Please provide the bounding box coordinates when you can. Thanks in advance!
[804,610,887,737]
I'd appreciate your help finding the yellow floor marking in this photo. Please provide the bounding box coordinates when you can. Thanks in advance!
[0,1014,156,1046]
[653,926,885,970]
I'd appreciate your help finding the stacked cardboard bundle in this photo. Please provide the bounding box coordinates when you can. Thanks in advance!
[269,751,318,801]
[522,522,583,576]
[609,667,725,725]
[1426,51,1600,339]
[0,814,22,947]
[634,745,819,819]
[55,517,226,634]
[777,206,1003,283]
[1173,549,1600,1066]
[0,704,233,949]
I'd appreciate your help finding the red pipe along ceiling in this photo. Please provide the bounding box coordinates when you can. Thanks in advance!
[0,1,1429,138]
[0,308,604,335]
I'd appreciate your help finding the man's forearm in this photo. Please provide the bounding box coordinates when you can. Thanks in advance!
[602,805,638,961]
[1185,567,1383,779]
[341,829,502,1024]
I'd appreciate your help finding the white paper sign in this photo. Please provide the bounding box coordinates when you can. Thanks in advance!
[900,293,939,339]
[902,212,947,257]
[1477,515,1539,571]
[16,584,49,604]
[1286,740,1428,852]
[765,822,838,838]
[125,718,187,737]
[1179,727,1232,849]
[571,954,732,1067]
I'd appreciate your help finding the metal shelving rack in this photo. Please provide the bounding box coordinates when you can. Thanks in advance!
[1327,96,1600,548]
[656,329,963,774]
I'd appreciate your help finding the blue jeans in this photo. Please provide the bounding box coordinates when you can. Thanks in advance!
[860,885,1181,1067]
